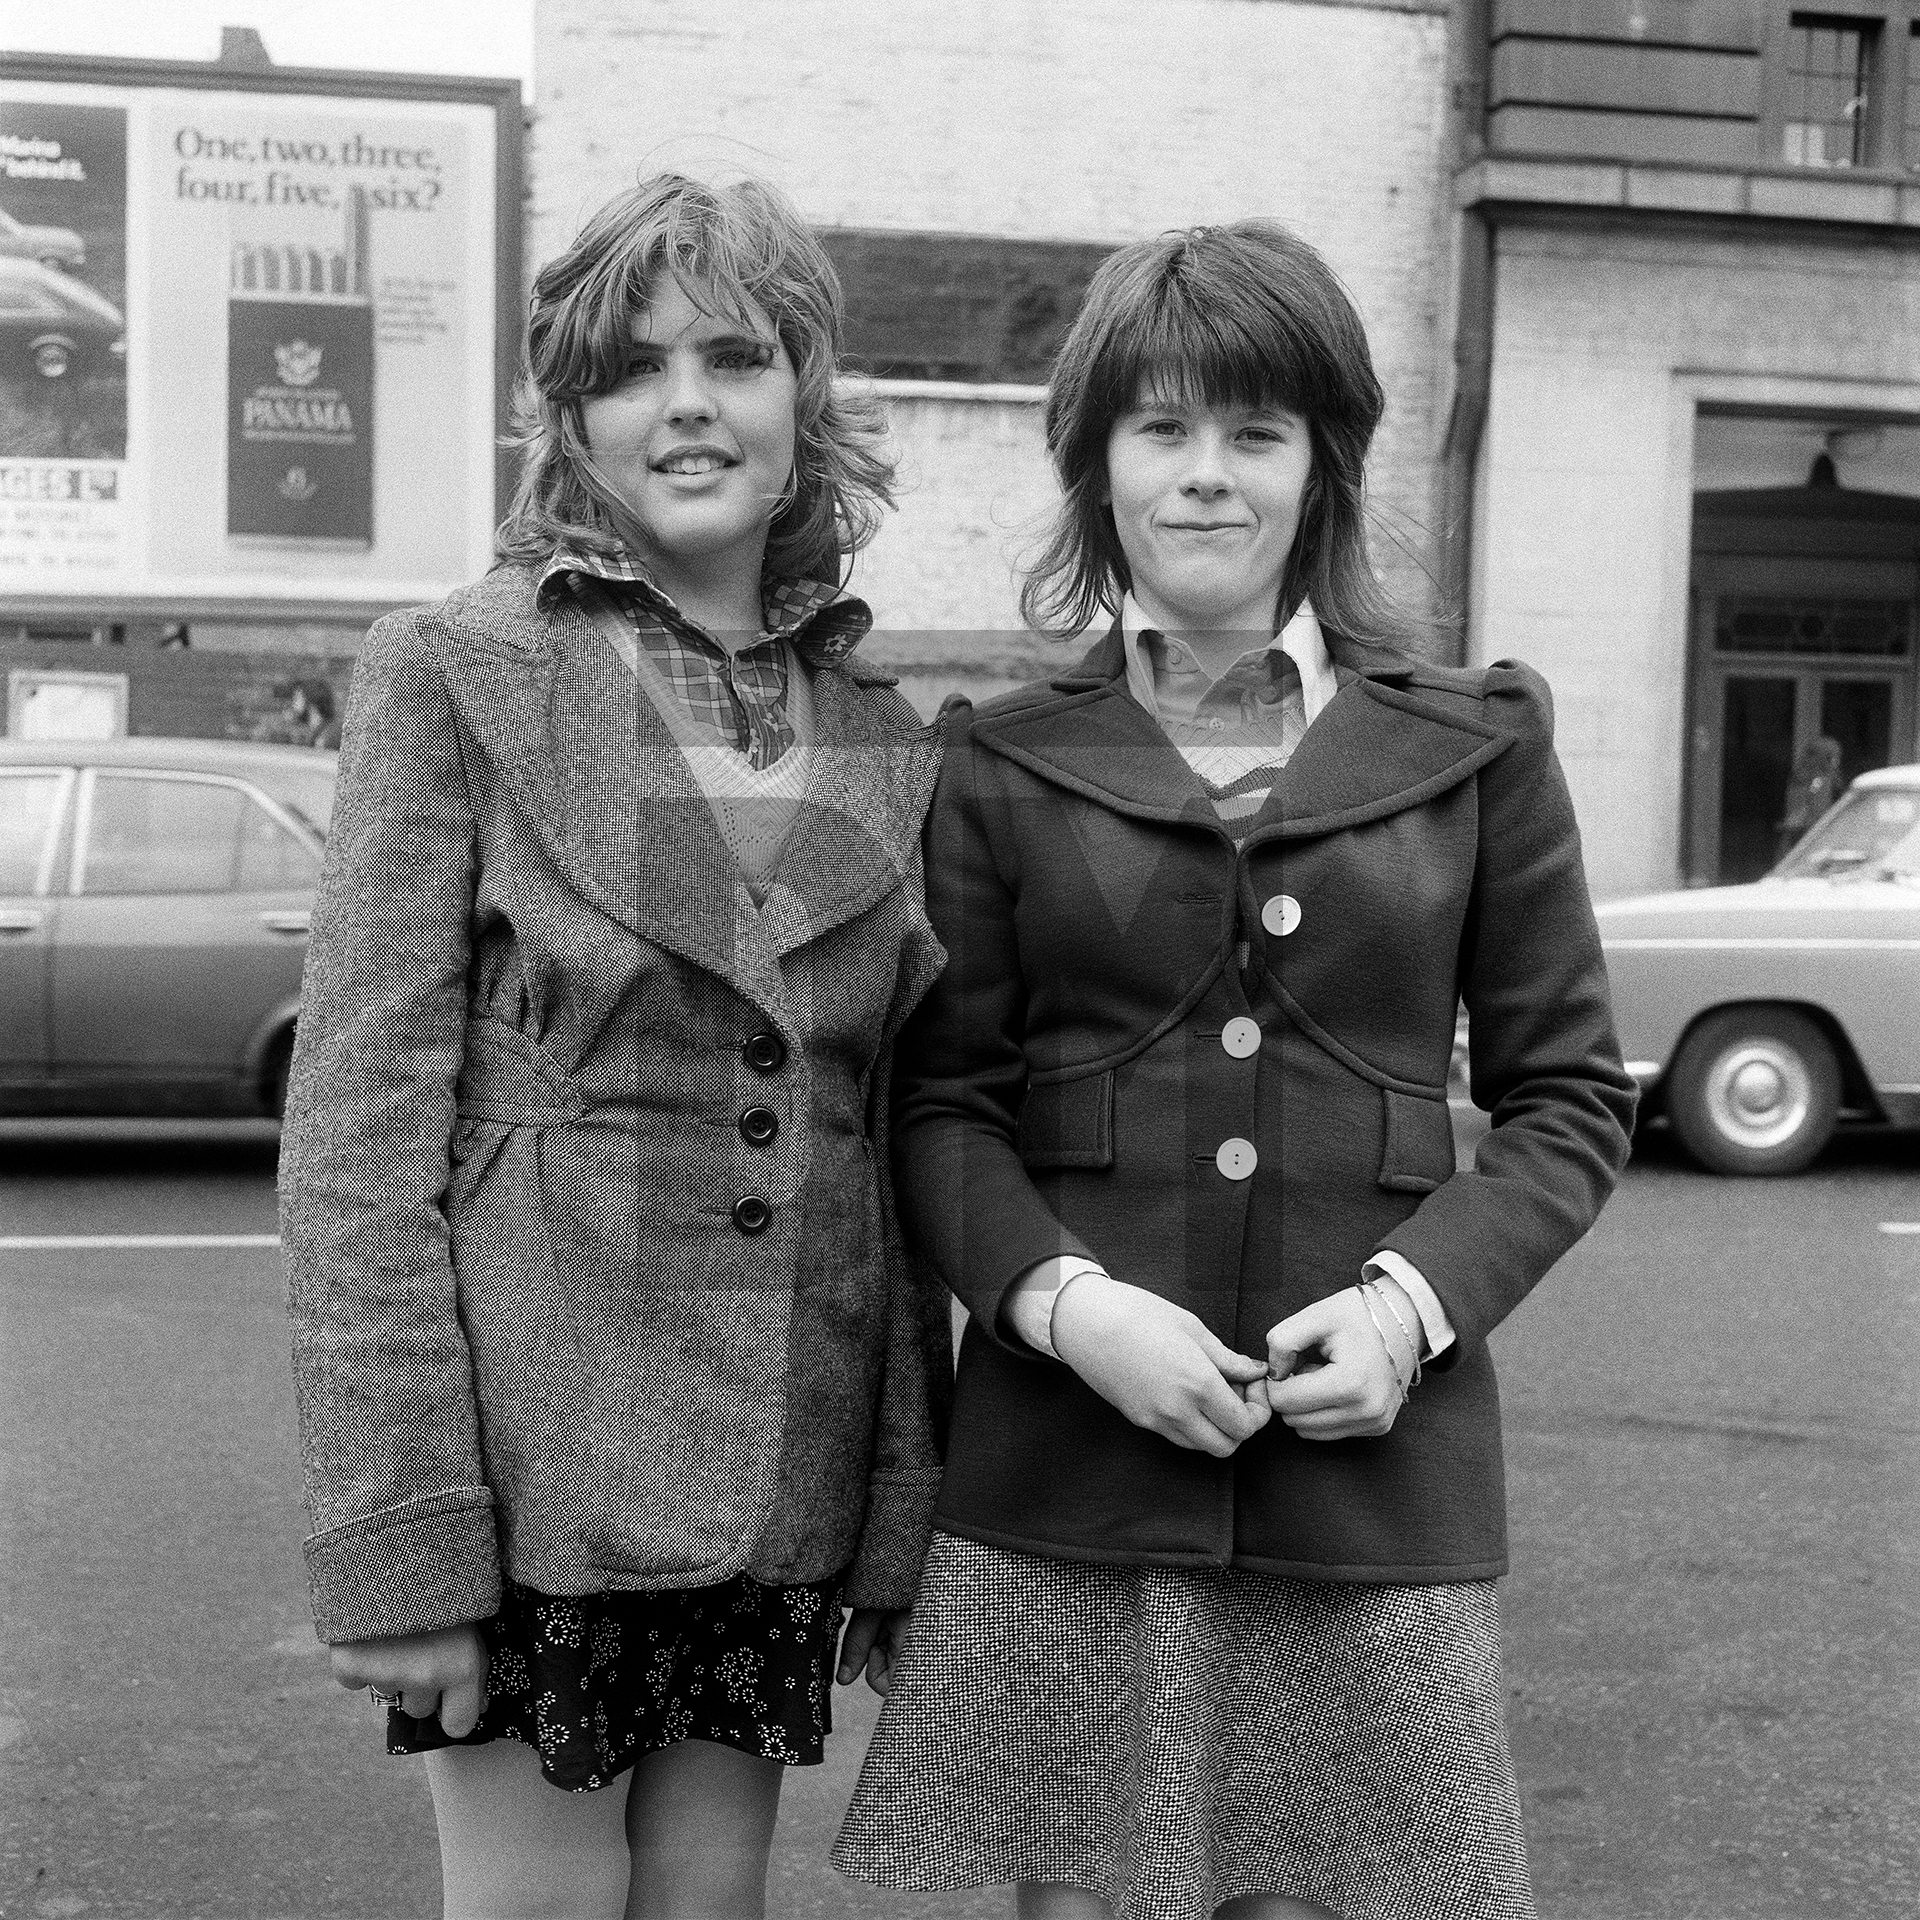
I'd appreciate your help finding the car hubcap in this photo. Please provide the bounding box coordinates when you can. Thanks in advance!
[1705,1042,1813,1151]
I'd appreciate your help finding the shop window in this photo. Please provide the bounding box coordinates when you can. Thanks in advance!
[1782,14,1877,165]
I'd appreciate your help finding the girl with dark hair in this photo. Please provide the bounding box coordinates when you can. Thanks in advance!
[282,172,949,1918]
[835,220,1635,1919]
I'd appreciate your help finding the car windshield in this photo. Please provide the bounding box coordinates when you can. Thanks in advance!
[1775,786,1920,881]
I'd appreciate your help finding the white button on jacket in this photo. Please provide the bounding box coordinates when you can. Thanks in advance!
[1262,894,1301,937]
[1221,1016,1262,1058]
[1215,1137,1259,1181]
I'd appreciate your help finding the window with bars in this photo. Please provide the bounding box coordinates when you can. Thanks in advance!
[1782,14,1877,166]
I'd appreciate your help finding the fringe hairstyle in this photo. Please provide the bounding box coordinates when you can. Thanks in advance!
[497,173,893,583]
[1020,220,1418,649]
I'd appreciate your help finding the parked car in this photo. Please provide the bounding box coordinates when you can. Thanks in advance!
[1598,763,1920,1174]
[0,256,126,379]
[0,737,335,1118]
[0,204,85,274]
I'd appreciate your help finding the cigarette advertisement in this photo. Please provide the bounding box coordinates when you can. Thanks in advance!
[0,75,501,610]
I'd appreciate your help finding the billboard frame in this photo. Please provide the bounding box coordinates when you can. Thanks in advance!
[0,44,523,625]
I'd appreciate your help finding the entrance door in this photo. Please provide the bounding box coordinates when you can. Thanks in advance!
[1688,579,1918,883]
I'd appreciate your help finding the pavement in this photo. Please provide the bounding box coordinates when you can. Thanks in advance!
[1,1115,1915,1919]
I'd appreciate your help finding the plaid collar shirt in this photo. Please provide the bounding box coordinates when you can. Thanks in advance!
[539,544,872,771]
[1117,593,1342,838]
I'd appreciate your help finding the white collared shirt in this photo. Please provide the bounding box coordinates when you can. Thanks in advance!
[1119,590,1340,732]
[1118,594,1341,822]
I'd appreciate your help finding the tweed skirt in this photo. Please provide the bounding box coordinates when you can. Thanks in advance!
[833,1534,1534,1920]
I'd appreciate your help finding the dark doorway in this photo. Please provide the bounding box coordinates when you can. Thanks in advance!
[1687,479,1920,884]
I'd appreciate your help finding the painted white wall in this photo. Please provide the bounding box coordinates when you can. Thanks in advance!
[841,387,1059,710]
[1476,224,1920,900]
[535,0,1455,671]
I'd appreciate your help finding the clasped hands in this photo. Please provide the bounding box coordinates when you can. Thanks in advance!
[1049,1272,1422,1457]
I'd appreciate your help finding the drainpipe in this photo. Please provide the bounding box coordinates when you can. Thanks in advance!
[1437,0,1494,666]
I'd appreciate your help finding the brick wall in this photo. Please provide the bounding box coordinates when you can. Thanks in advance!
[1,644,354,743]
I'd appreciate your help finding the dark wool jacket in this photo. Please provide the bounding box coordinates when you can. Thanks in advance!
[281,564,950,1644]
[896,625,1636,1582]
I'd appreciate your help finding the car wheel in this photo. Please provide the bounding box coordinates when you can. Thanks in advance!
[1667,1007,1840,1176]
[30,337,73,378]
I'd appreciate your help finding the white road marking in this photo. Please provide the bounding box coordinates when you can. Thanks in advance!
[1879,1223,1920,1236]
[0,1233,280,1250]
[1602,938,1920,951]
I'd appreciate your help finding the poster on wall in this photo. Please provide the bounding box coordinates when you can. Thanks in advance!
[0,100,128,578]
[0,66,510,614]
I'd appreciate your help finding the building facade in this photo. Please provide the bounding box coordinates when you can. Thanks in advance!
[534,0,1459,703]
[19,1,1917,907]
[1458,0,1920,895]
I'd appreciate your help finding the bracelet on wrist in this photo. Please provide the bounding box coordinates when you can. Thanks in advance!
[1364,1275,1422,1389]
[1355,1282,1411,1404]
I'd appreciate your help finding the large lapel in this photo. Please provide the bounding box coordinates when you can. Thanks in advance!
[968,624,1226,834]
[1241,651,1513,844]
[436,592,791,1023]
[755,663,944,961]
[972,623,1516,843]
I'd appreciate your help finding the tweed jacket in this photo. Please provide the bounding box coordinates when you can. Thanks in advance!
[897,625,1636,1582]
[282,563,949,1645]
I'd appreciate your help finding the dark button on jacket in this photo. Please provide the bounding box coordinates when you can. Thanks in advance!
[896,627,1636,1582]
[733,1195,774,1234]
[743,1031,786,1073]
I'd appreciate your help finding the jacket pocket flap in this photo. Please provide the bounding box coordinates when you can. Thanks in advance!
[1017,1072,1114,1170]
[1378,1087,1456,1194]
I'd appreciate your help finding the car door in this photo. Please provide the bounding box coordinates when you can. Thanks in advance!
[0,765,72,1085]
[50,768,319,1108]
[1818,795,1920,1102]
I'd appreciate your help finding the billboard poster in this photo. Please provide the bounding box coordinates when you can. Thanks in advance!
[0,73,503,613]
[226,185,375,545]
[0,99,127,577]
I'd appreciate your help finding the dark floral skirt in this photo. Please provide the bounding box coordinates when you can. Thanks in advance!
[389,1571,844,1792]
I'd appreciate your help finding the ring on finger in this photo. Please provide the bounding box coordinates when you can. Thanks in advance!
[369,1687,402,1708]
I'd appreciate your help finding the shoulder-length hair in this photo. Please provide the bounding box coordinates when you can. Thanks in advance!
[1020,220,1418,648]
[497,173,893,584]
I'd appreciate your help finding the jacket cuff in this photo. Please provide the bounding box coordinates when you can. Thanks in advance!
[842,1468,942,1610]
[305,1488,502,1644]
